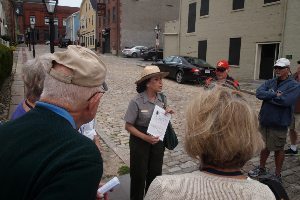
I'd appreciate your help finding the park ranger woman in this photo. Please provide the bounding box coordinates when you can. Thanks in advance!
[124,65,174,200]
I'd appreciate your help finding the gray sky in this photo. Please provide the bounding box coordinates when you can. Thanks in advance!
[58,0,82,7]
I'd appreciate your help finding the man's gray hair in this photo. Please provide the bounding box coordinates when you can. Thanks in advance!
[22,57,47,102]
[40,60,100,109]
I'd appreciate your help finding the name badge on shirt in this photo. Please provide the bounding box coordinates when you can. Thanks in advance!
[141,110,148,113]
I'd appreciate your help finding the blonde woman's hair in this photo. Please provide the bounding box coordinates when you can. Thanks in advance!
[185,87,264,169]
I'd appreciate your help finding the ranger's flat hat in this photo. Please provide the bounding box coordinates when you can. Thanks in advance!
[135,65,169,84]
[49,45,108,90]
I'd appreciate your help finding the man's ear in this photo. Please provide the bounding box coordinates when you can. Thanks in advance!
[87,93,102,112]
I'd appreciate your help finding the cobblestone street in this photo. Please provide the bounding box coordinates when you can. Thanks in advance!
[95,52,300,200]
[5,46,300,199]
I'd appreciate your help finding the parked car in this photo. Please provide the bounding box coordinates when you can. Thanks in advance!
[141,48,163,61]
[121,46,148,58]
[152,56,215,84]
[58,38,71,48]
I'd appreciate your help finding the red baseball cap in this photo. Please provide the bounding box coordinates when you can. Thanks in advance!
[216,60,229,69]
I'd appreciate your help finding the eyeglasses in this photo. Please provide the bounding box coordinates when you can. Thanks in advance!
[216,68,227,72]
[87,83,108,101]
[273,66,287,70]
[87,91,105,101]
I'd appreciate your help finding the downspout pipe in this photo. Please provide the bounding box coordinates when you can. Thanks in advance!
[178,0,182,56]
[280,0,288,57]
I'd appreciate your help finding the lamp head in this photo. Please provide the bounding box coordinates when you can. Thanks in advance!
[154,24,161,33]
[43,0,58,14]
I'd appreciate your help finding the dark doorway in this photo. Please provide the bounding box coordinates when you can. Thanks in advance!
[104,29,110,53]
[198,40,207,61]
[104,35,110,53]
[259,43,279,79]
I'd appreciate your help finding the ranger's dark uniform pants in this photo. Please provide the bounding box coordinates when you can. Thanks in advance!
[130,126,165,200]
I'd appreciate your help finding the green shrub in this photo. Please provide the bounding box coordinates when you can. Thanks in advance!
[9,46,16,51]
[0,44,13,88]
[118,165,130,175]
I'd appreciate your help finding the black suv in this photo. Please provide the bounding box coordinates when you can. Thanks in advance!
[58,38,71,48]
[141,48,163,61]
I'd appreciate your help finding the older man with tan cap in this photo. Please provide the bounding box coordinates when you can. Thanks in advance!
[0,45,107,200]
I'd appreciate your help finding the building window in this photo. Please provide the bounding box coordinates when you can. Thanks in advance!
[198,40,207,61]
[200,0,209,16]
[92,17,93,25]
[44,17,49,25]
[86,3,87,12]
[54,18,58,26]
[29,16,36,25]
[112,7,116,22]
[187,2,196,33]
[233,0,244,10]
[229,37,241,65]
[264,0,280,4]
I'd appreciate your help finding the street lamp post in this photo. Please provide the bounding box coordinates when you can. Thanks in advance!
[27,28,31,51]
[154,24,161,62]
[30,23,35,58]
[43,0,58,53]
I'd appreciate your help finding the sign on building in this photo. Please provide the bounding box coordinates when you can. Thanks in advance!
[97,3,106,16]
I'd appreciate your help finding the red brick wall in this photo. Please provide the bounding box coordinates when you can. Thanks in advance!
[21,3,79,43]
[99,0,120,54]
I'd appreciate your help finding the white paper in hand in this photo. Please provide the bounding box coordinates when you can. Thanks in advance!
[147,105,171,141]
[97,177,120,194]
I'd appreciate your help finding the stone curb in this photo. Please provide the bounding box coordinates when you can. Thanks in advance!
[96,124,130,167]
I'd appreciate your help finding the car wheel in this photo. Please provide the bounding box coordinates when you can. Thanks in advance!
[176,71,184,83]
[132,52,138,58]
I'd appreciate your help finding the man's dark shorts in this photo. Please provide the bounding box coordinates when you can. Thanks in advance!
[260,126,288,151]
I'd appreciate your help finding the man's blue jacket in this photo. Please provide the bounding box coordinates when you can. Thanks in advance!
[257,77,300,128]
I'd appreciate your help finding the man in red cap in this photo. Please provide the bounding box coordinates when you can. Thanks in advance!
[205,60,239,90]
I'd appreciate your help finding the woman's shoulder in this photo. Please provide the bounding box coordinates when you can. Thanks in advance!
[131,92,145,102]
[146,172,275,200]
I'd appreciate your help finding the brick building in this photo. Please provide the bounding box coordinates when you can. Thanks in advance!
[18,0,79,44]
[96,0,179,55]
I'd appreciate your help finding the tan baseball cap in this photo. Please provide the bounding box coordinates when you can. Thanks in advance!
[48,45,108,90]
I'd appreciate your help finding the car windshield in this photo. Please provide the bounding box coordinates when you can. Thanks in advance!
[184,57,208,65]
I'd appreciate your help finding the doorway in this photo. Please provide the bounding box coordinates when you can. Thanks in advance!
[258,43,279,79]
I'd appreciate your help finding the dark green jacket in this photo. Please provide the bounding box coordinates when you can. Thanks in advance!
[0,106,103,200]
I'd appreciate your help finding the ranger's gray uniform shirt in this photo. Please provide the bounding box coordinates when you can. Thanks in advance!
[124,91,166,127]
